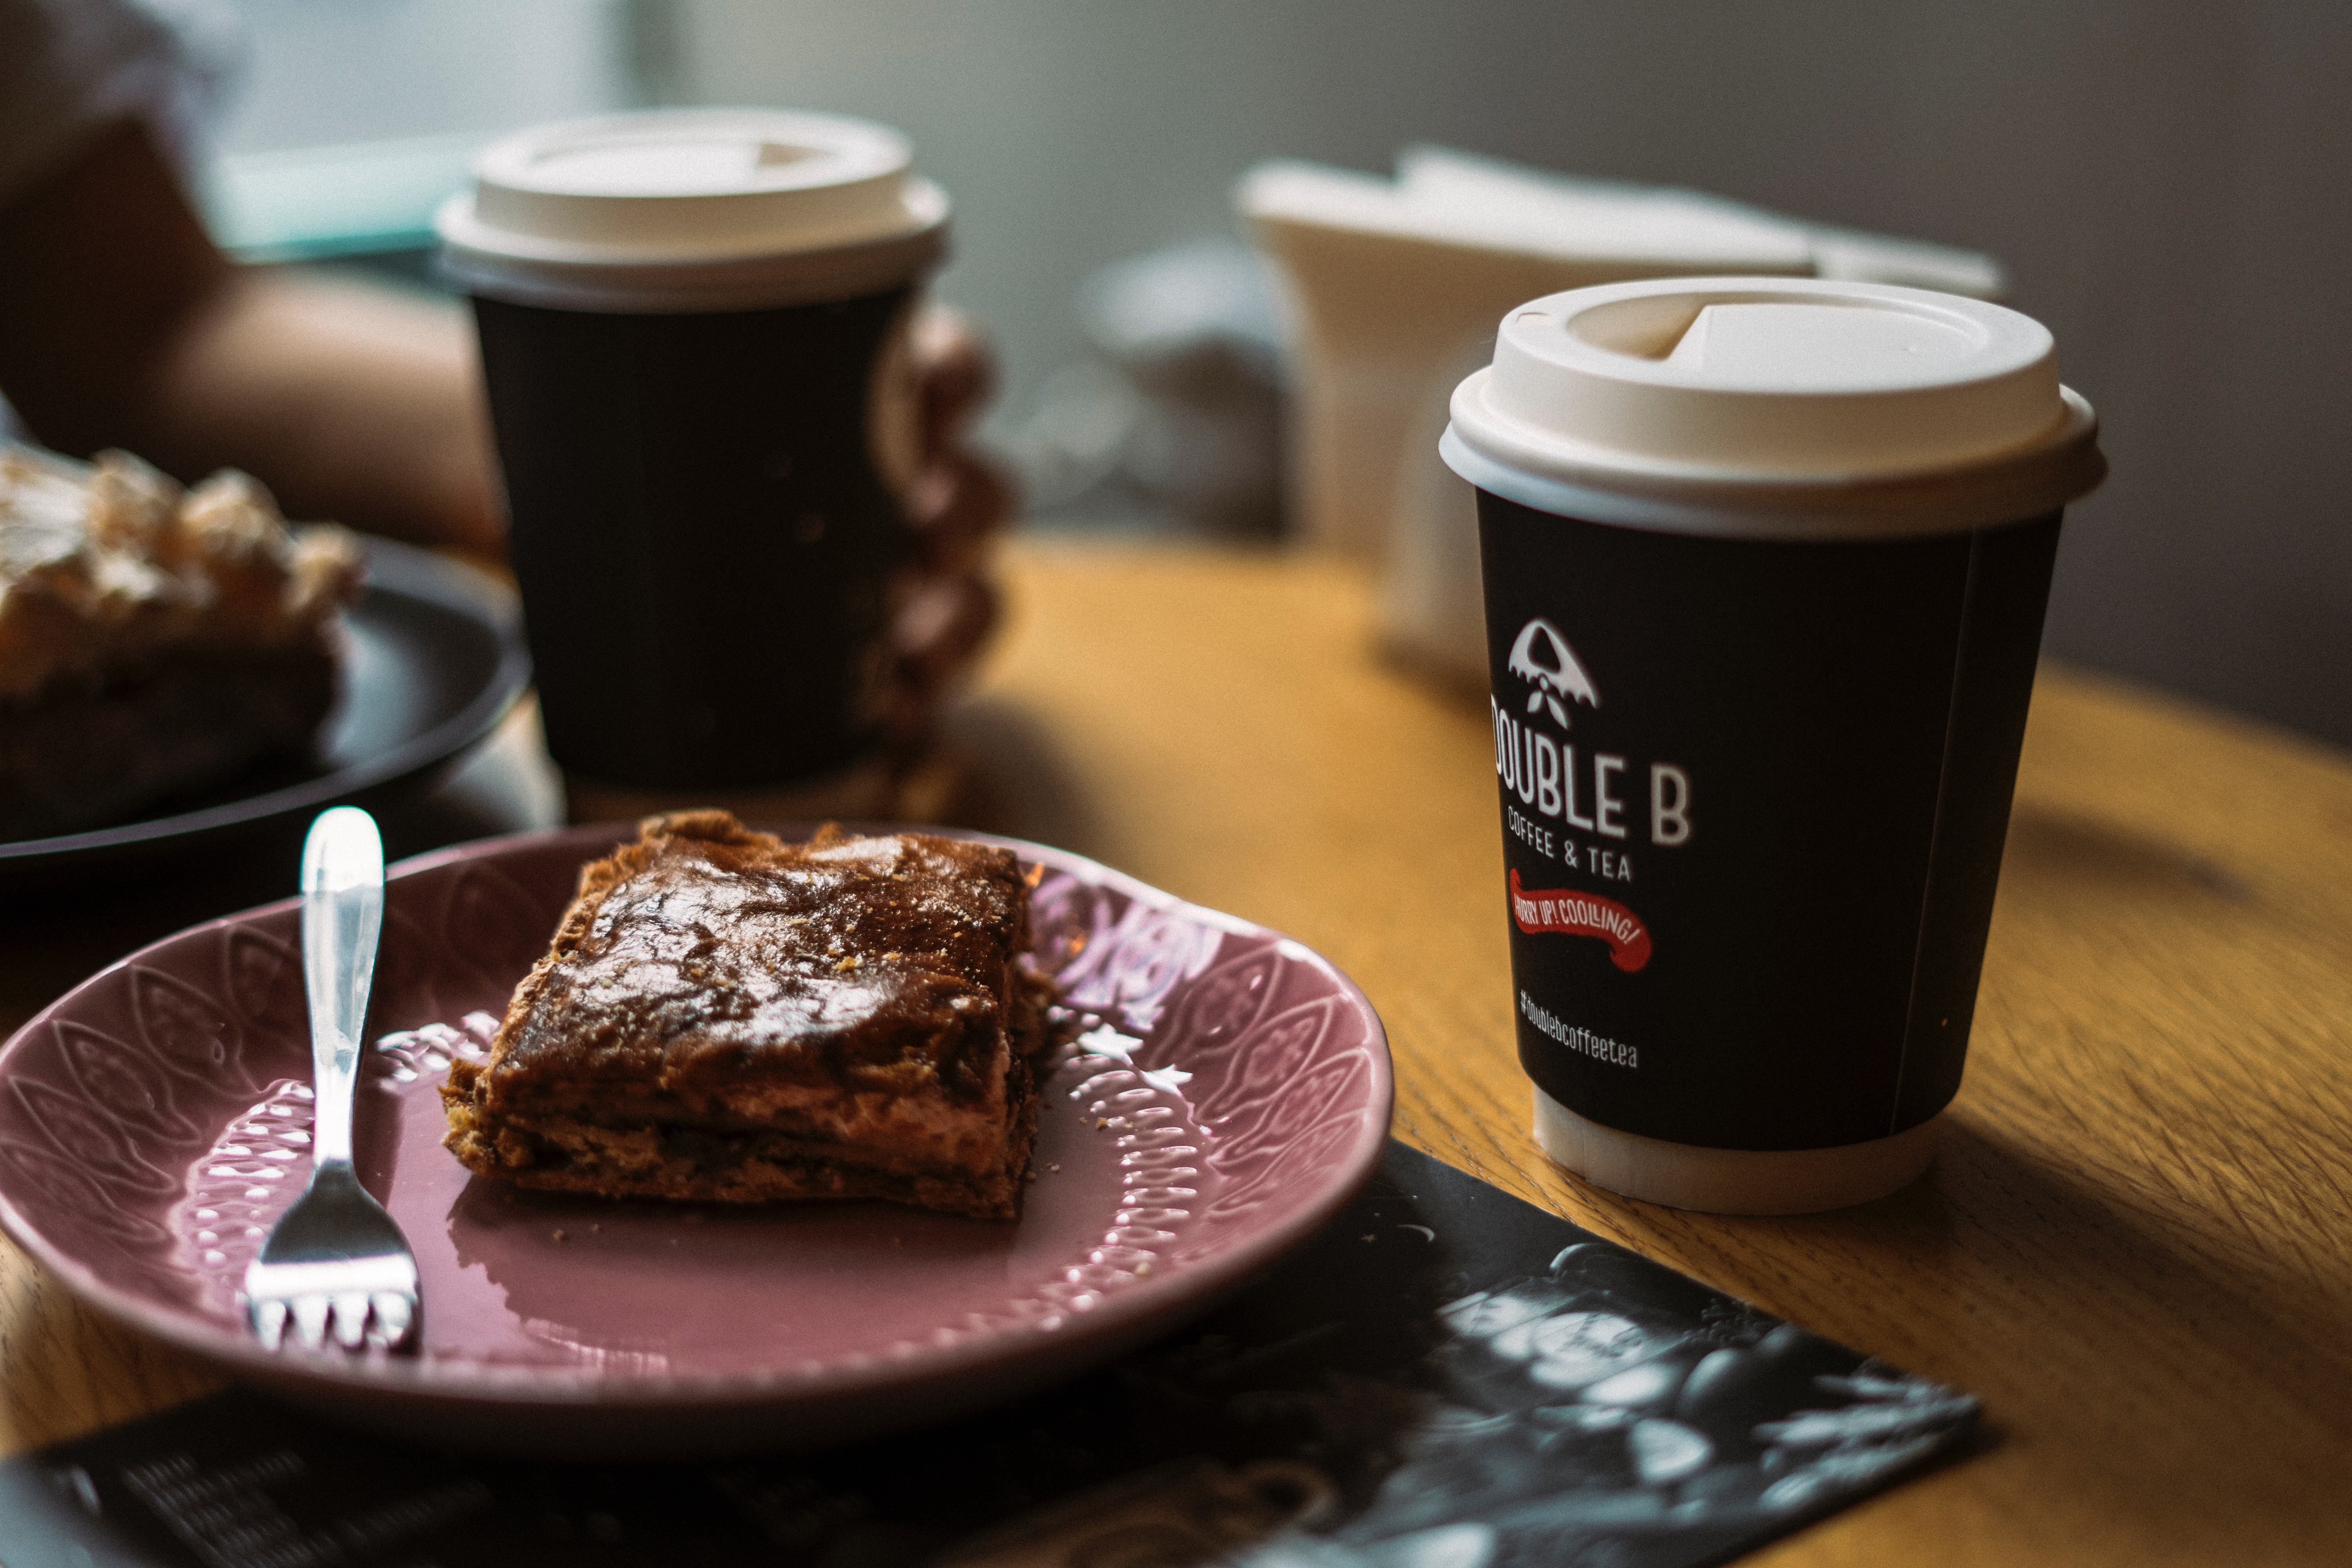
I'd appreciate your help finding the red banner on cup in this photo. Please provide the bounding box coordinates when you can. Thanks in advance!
[1508,870,1653,973]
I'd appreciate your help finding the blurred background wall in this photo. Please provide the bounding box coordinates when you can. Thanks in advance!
[208,0,2352,750]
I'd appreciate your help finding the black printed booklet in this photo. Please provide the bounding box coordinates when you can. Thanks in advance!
[0,1144,1980,1568]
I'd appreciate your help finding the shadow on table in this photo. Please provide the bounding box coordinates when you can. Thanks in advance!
[929,695,1109,862]
[2001,807,2251,903]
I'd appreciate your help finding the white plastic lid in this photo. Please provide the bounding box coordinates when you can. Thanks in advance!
[1443,276,2103,538]
[436,108,949,313]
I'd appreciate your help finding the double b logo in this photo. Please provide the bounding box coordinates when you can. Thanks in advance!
[1508,617,1599,729]
[1494,618,1693,849]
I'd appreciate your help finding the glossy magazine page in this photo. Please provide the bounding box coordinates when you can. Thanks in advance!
[0,1143,1979,1568]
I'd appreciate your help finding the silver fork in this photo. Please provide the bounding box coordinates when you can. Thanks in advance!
[244,806,419,1353]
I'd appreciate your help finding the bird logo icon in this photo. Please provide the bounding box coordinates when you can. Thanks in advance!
[1506,617,1599,728]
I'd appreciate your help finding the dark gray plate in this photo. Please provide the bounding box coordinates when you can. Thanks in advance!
[0,539,530,901]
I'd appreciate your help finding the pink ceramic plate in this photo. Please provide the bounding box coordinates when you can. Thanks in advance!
[0,825,1391,1457]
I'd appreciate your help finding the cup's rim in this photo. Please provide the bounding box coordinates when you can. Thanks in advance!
[1443,385,2104,540]
[1444,276,2106,539]
[437,193,948,314]
[434,108,950,313]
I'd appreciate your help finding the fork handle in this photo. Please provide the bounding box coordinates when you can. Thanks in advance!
[302,807,384,1167]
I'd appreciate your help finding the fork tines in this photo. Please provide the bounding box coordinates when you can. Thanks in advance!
[246,1258,419,1352]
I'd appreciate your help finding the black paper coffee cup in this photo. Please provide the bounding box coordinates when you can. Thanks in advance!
[437,109,949,790]
[1441,278,2105,1212]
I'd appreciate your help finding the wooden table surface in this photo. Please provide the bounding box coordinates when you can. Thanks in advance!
[4,537,2350,1564]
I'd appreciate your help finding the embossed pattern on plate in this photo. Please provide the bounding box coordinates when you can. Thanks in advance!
[0,825,1392,1454]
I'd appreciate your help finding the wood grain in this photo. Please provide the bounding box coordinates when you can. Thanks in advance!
[956,540,2352,1566]
[2,537,2348,1563]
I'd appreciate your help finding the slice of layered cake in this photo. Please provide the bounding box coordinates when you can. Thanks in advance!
[442,811,1056,1220]
[0,446,363,839]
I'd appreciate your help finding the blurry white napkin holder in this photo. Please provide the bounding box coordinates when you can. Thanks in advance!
[1239,147,2004,683]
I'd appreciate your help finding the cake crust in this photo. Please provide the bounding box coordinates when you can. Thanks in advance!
[443,811,1053,1219]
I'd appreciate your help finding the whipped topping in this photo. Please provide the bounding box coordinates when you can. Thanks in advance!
[0,447,364,704]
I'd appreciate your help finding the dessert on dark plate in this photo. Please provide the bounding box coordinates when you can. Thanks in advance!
[0,446,363,840]
[443,811,1056,1219]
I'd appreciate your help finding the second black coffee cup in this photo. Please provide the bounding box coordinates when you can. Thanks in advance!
[438,109,949,792]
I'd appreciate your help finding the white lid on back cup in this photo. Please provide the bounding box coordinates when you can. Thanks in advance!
[1442,276,2105,537]
[436,108,950,313]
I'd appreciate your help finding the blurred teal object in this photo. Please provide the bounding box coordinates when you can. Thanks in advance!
[201,134,481,267]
